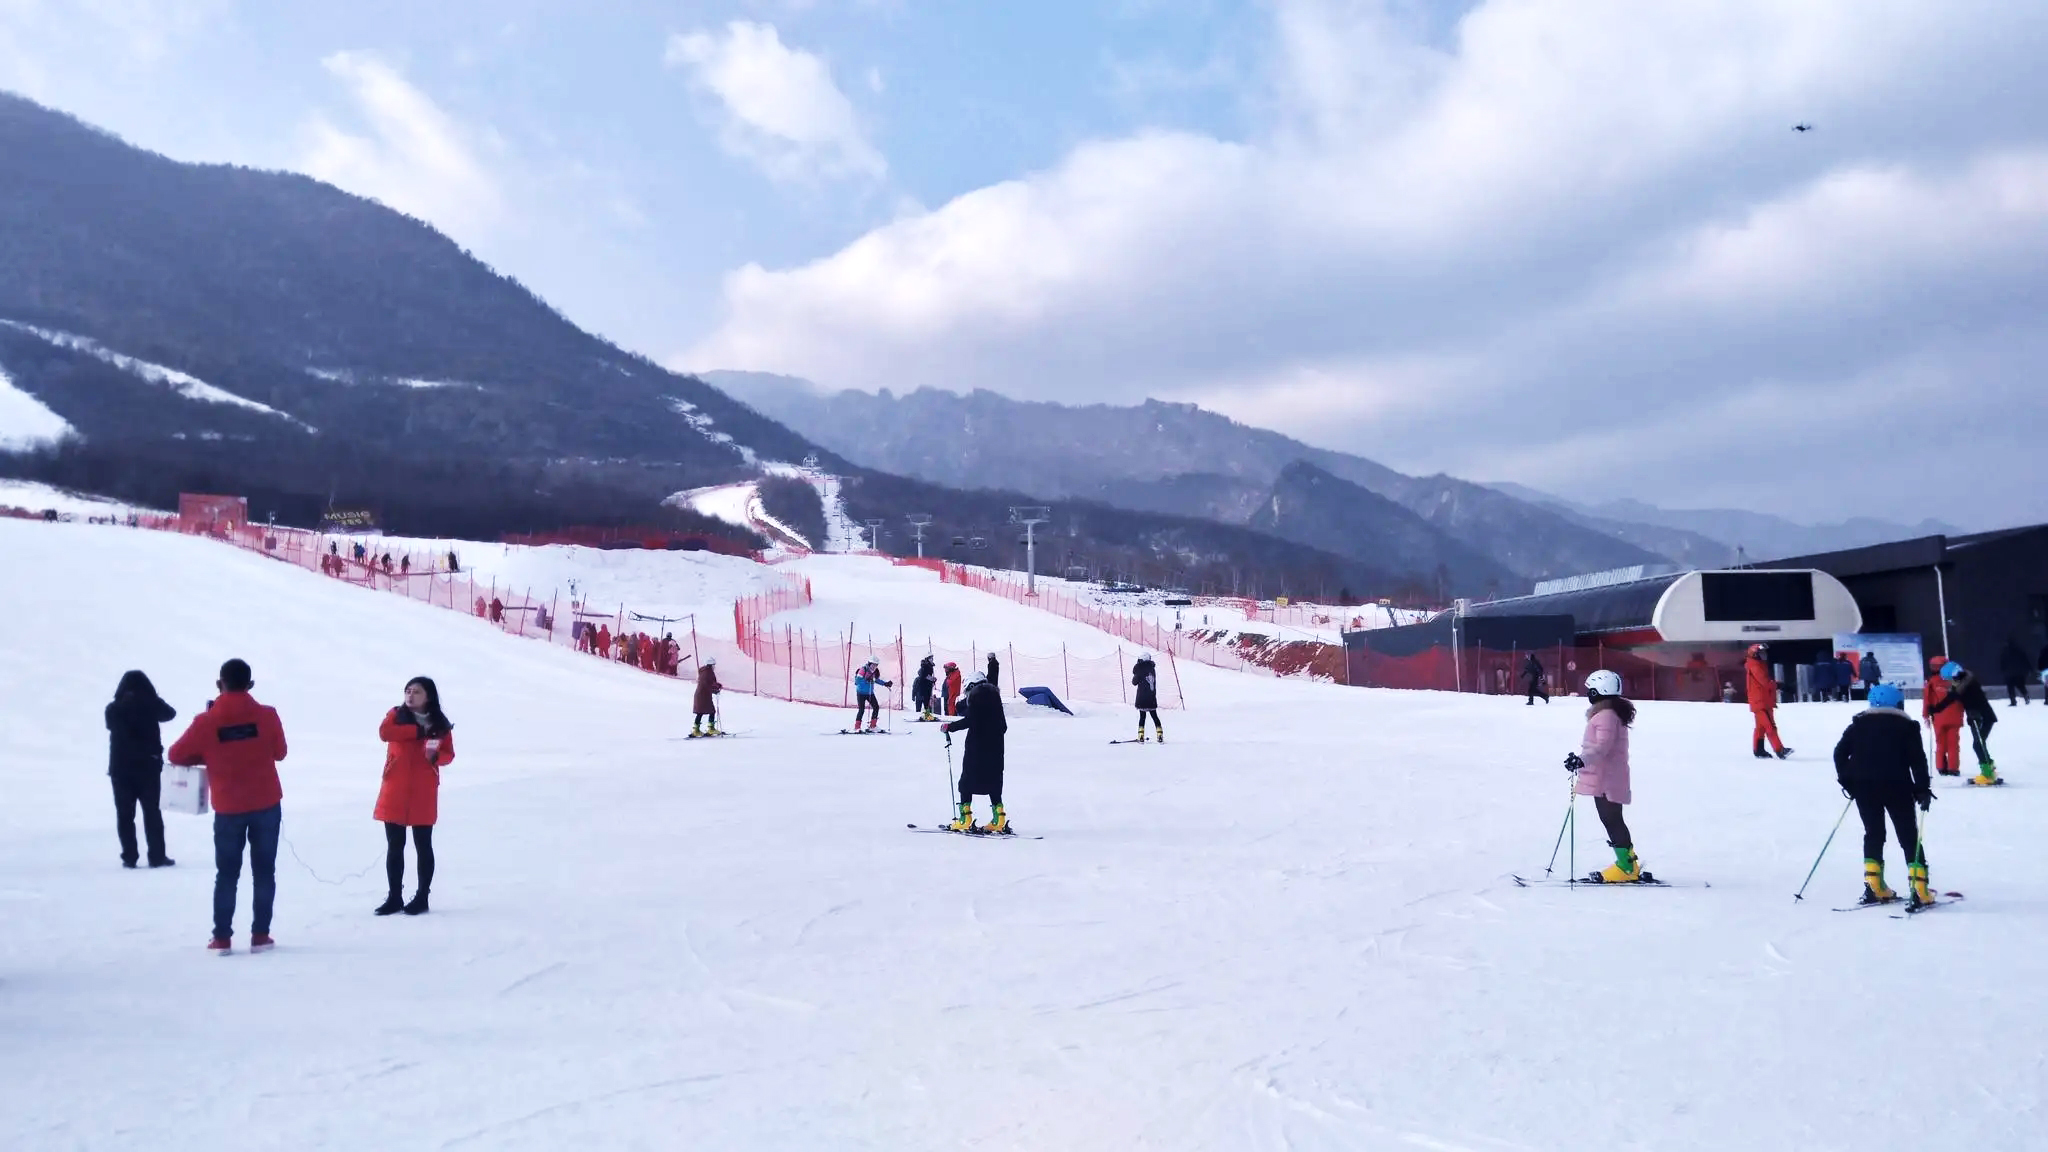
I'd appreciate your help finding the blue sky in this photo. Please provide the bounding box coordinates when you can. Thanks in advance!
[3,1,2045,526]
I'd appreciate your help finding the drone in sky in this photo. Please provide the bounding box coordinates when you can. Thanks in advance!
[1792,123,1814,133]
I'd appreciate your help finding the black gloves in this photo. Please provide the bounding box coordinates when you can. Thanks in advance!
[1563,752,1584,773]
[1916,789,1935,811]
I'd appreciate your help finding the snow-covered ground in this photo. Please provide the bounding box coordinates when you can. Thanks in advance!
[2,517,2043,1150]
[0,478,163,519]
[0,364,74,450]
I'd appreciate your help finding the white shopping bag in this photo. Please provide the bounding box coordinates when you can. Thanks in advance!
[162,764,210,816]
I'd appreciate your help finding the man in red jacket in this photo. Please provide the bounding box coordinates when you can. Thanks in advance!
[167,658,289,955]
[1745,644,1792,760]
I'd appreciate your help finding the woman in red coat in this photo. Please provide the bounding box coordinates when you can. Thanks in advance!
[375,677,455,916]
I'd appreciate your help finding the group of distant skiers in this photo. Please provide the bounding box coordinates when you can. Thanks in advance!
[103,659,456,953]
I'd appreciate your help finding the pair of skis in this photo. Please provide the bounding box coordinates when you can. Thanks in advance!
[905,823,1042,840]
[1833,892,1966,916]
[1510,873,1699,889]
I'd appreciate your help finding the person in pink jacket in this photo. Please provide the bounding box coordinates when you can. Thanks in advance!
[1568,669,1646,883]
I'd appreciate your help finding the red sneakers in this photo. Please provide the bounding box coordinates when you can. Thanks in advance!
[207,937,232,955]
[250,934,275,953]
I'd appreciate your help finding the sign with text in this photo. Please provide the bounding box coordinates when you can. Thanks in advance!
[320,508,379,532]
[1832,633,1926,689]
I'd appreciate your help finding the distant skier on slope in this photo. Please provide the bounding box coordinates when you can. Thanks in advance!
[1922,655,1965,776]
[911,655,937,721]
[692,657,722,737]
[1927,662,2000,785]
[1835,683,1934,907]
[1521,652,1550,705]
[942,661,963,717]
[1132,652,1163,743]
[1746,644,1791,760]
[852,660,892,733]
[1998,637,2032,706]
[945,672,1011,834]
[986,652,1001,694]
[1566,669,1645,883]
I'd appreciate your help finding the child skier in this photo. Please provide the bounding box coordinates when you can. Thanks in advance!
[942,661,963,717]
[1921,655,1964,776]
[1834,683,1934,907]
[1745,644,1791,760]
[912,655,937,721]
[944,672,1010,834]
[1928,662,2000,784]
[692,656,722,737]
[1565,669,1645,883]
[1132,652,1163,742]
[852,660,892,733]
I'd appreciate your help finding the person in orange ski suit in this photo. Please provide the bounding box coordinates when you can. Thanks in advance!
[1921,654,1965,776]
[1746,644,1790,759]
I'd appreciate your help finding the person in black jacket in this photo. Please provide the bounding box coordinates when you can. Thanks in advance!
[104,670,178,868]
[1834,683,1933,907]
[912,655,937,721]
[1520,653,1549,705]
[944,674,1011,834]
[1998,638,2032,706]
[1132,653,1163,742]
[1928,662,2001,785]
[985,652,1001,694]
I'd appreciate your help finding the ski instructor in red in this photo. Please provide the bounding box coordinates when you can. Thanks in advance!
[1746,644,1791,760]
[167,658,288,955]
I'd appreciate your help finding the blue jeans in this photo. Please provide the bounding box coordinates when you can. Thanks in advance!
[213,805,281,940]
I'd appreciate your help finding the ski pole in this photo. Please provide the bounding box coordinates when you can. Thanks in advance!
[1544,795,1575,876]
[943,731,957,812]
[1793,797,1854,902]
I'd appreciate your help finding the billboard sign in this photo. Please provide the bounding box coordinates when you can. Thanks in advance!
[1832,633,1926,689]
[321,508,379,533]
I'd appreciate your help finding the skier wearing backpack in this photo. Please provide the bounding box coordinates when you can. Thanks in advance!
[945,673,1011,834]
[912,656,937,721]
[1834,683,1934,907]
[1132,652,1163,742]
[852,660,892,733]
[1565,669,1645,883]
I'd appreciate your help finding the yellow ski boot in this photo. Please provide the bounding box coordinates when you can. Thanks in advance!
[1908,862,1933,909]
[1859,859,1896,905]
[947,802,976,833]
[1968,763,2003,786]
[1153,722,1165,745]
[986,804,1010,836]
[1596,845,1642,883]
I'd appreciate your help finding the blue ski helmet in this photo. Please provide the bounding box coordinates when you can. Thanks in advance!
[1941,661,1962,679]
[1868,683,1904,710]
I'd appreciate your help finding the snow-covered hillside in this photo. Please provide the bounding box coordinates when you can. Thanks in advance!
[0,363,73,450]
[1,518,2041,1150]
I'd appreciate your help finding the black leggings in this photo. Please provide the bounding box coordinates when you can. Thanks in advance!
[855,696,881,725]
[1968,717,1994,766]
[384,823,435,894]
[1138,708,1161,729]
[1593,797,1632,850]
[1855,794,1924,866]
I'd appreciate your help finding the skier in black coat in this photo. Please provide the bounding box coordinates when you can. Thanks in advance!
[944,674,1010,833]
[104,670,178,868]
[1998,638,2032,706]
[1132,653,1163,742]
[985,652,1001,694]
[911,655,938,720]
[1521,653,1549,705]
[1928,663,2000,784]
[1834,683,1933,907]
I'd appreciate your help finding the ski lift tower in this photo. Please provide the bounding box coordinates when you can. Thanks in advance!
[863,519,885,554]
[1009,506,1052,595]
[906,514,934,559]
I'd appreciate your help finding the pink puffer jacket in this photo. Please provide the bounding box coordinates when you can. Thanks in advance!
[1573,702,1631,805]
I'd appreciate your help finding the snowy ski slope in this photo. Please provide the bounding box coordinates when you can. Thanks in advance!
[1,519,2042,1150]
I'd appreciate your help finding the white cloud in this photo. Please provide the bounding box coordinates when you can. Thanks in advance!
[664,21,884,183]
[298,51,506,236]
[686,0,2048,524]
[0,0,226,98]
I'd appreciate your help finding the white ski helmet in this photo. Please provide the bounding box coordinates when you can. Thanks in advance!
[1140,651,1154,662]
[704,656,717,667]
[1584,669,1622,698]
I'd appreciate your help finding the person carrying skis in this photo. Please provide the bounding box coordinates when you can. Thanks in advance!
[166,658,288,955]
[1520,652,1549,705]
[911,655,937,721]
[945,672,1011,834]
[1132,652,1163,742]
[1834,683,1934,907]
[942,661,963,717]
[374,677,455,916]
[1928,662,2000,785]
[1565,669,1644,883]
[693,656,722,737]
[852,660,891,732]
[1922,655,1966,776]
[1745,644,1791,759]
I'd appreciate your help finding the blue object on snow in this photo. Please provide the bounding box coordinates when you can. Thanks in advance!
[1019,686,1073,715]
